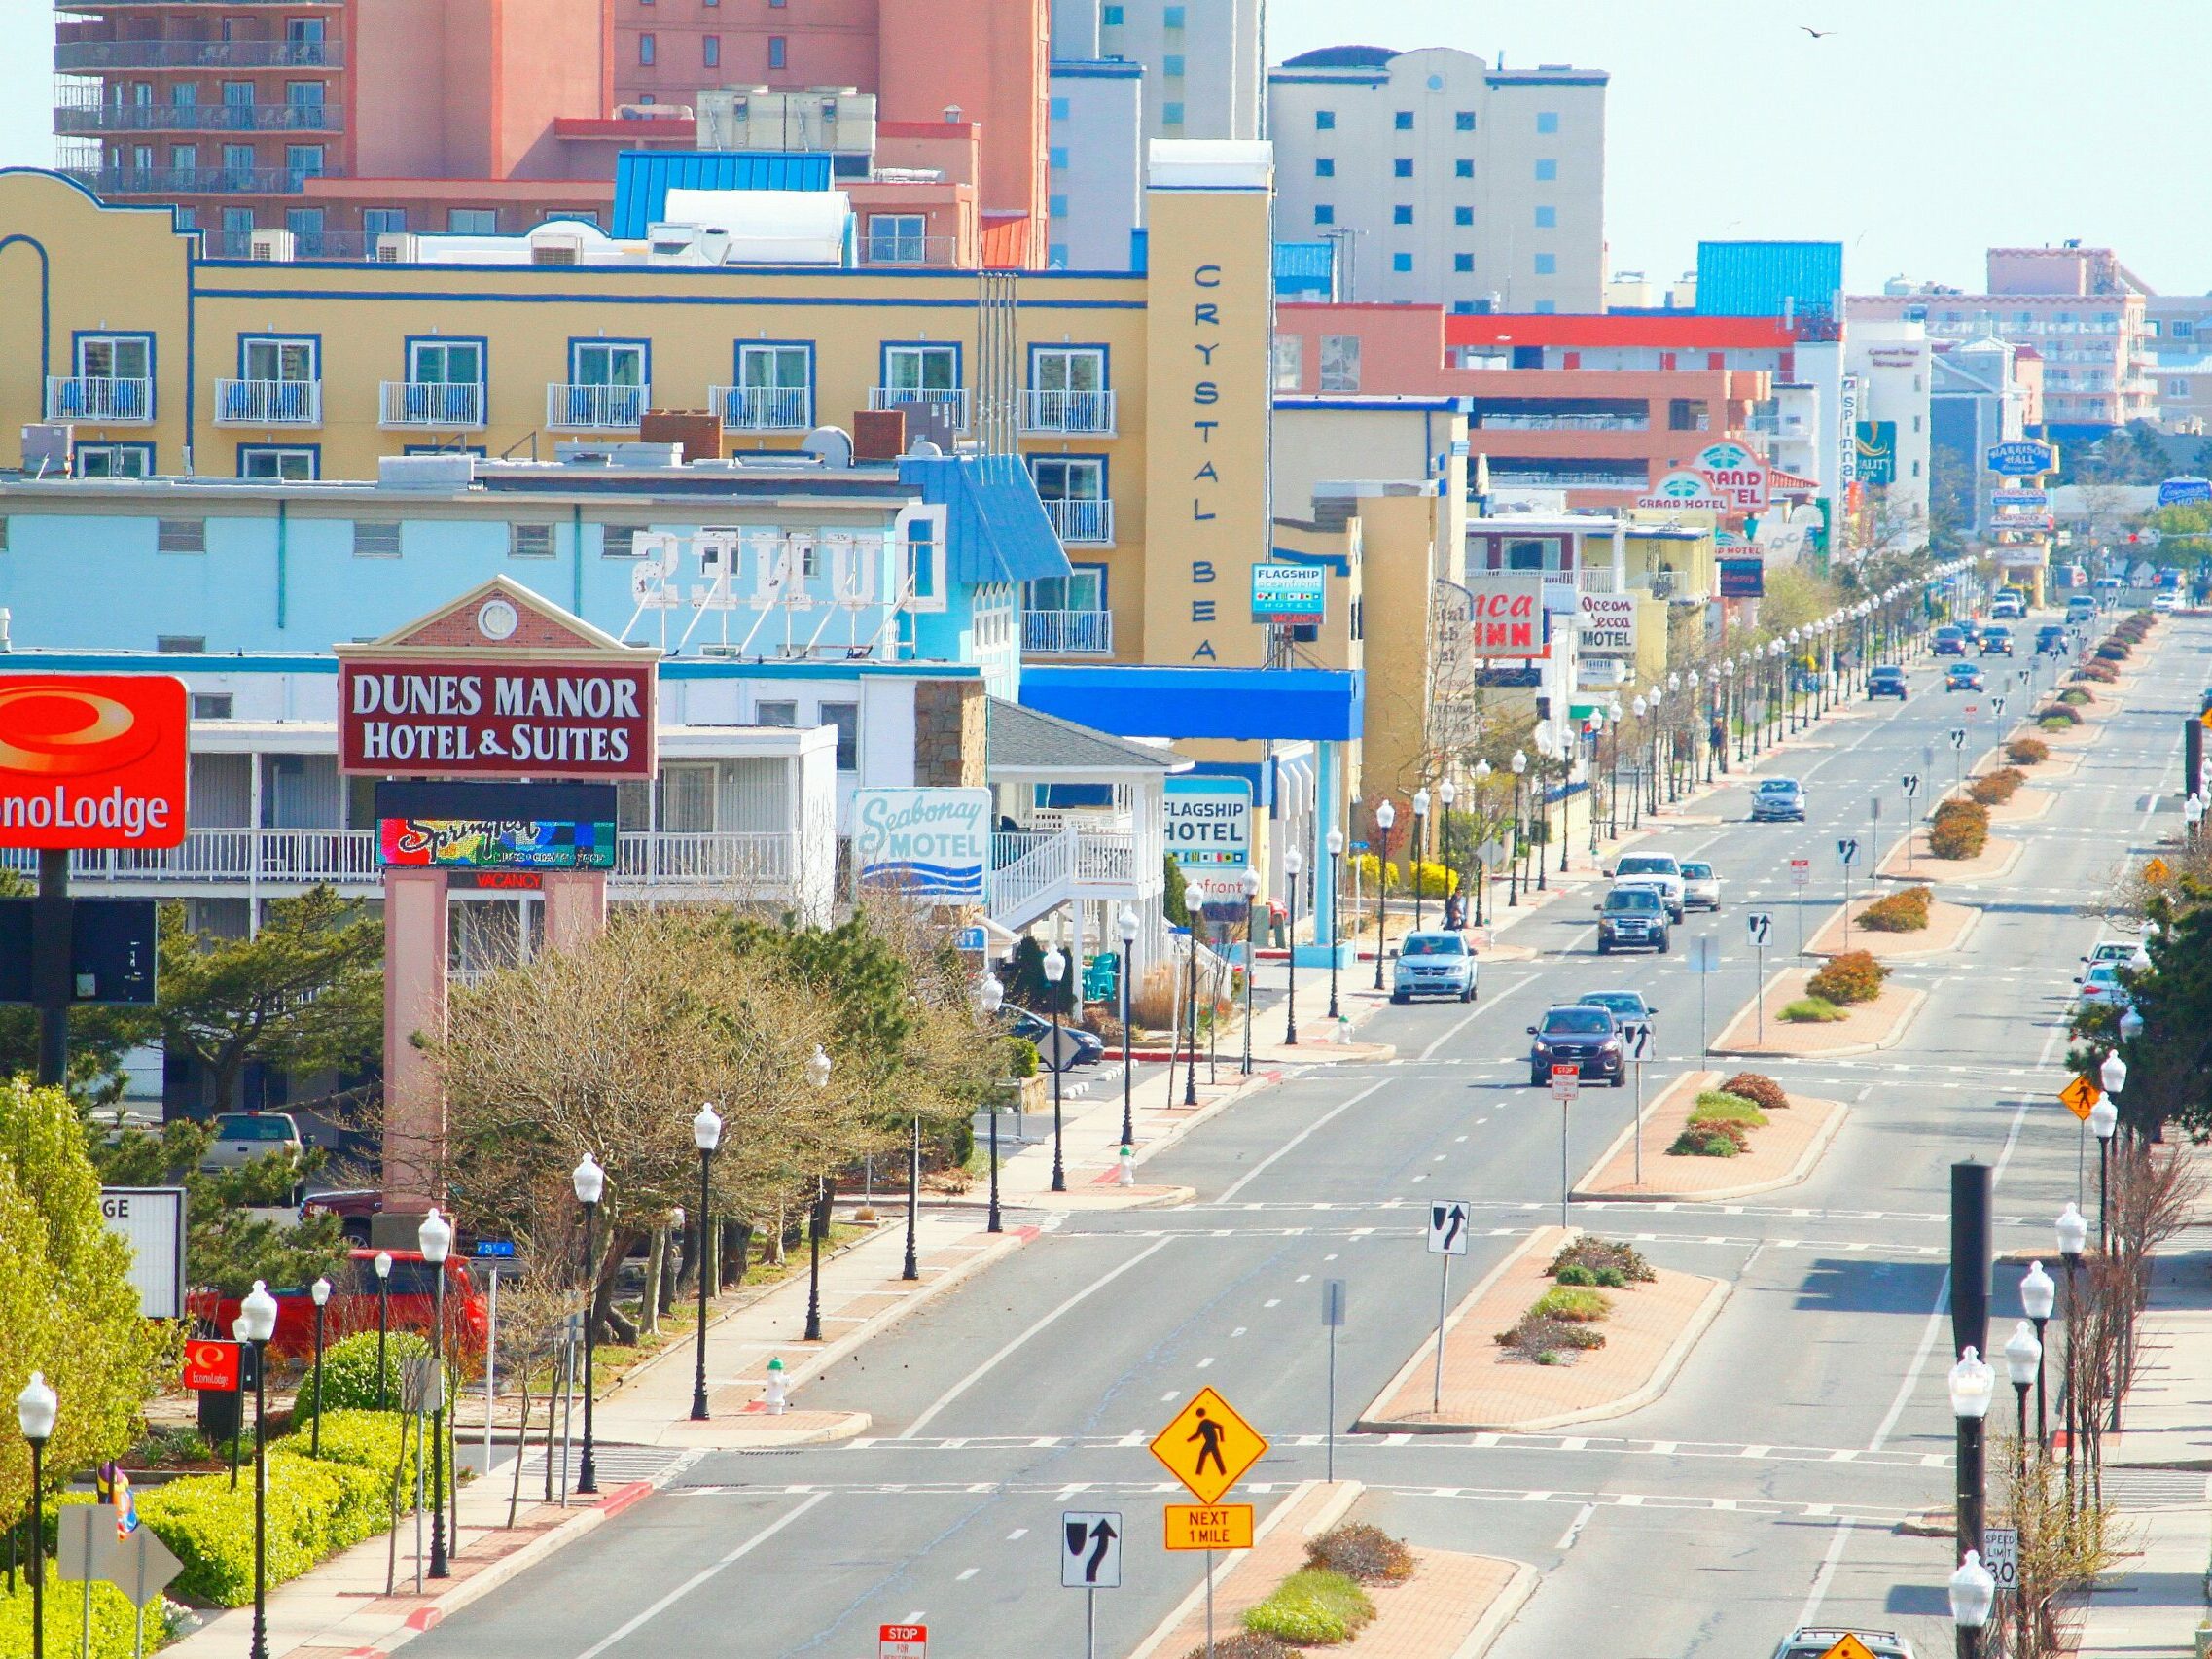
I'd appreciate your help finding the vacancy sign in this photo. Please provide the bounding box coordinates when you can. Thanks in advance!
[0,676,188,850]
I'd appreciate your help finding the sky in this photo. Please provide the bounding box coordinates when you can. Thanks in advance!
[5,1,2207,296]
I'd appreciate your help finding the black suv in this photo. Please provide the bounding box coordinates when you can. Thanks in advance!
[1527,1005,1627,1088]
[1979,625,2014,656]
[1595,885,1670,954]
[1868,665,1908,699]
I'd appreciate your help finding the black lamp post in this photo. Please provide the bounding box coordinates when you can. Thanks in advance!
[2021,1259,2055,1451]
[1325,827,1344,1019]
[418,1209,453,1578]
[236,1280,278,1653]
[374,1250,393,1410]
[1950,1550,1995,1659]
[1044,948,1068,1191]
[802,1043,834,1340]
[571,1152,605,1495]
[2004,1320,2040,1486]
[1371,799,1396,984]
[1116,907,1138,1143]
[2091,1093,2119,1252]
[1283,844,1303,1046]
[308,1275,331,1458]
[690,1104,723,1420]
[2058,1201,2087,1511]
[1949,1344,1993,1571]
[903,1113,922,1281]
[1508,751,1527,903]
[1182,916,1200,1107]
[1531,740,1550,891]
[977,971,1006,1232]
[17,1372,55,1659]
[1410,788,1430,932]
[1238,873,1260,1074]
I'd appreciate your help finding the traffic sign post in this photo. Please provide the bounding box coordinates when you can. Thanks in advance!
[1901,775,1921,871]
[1321,1279,1346,1481]
[1426,1202,1471,1413]
[1151,1390,1266,1659]
[1746,915,1772,1043]
[1061,1510,1122,1659]
[1551,1063,1581,1229]
[1789,858,1810,955]
[1619,1020,1653,1182]
[1948,726,1969,799]
[1689,935,1720,1057]
[2061,1074,2101,1208]
[1837,838,1860,955]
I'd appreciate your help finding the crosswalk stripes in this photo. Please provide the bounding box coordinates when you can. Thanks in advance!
[514,1443,702,1489]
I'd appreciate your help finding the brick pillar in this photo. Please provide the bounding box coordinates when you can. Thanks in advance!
[380,867,448,1213]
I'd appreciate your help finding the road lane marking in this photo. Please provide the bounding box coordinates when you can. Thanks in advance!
[1553,1502,1597,1550]
[1793,1515,1860,1631]
[1871,1271,1952,1453]
[571,1491,831,1659]
[1215,1078,1390,1202]
[956,1568,978,1581]
[901,1235,1177,1438]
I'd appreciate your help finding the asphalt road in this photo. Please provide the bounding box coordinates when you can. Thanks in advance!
[407,608,2194,1659]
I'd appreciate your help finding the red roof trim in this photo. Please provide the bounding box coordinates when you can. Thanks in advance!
[1445,312,1800,349]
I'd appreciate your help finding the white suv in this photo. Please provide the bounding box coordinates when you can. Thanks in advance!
[1608,853,1686,921]
[1771,1630,1915,1659]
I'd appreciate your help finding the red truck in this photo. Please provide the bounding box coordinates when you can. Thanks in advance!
[188,1249,488,1359]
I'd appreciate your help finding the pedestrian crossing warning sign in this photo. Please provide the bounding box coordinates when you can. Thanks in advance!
[2059,1075,2101,1122]
[1150,1387,1267,1505]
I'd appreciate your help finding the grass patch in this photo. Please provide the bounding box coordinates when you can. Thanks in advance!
[1780,996,1847,1023]
[1241,1569,1375,1645]
[1690,1089,1768,1128]
[1668,1120,1749,1157]
[1529,1285,1613,1323]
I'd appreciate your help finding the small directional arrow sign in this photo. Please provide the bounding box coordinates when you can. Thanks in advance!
[1902,773,1921,797]
[1948,727,1968,749]
[1746,912,1772,947]
[1837,838,1860,867]
[1427,1200,1472,1255]
[1619,1019,1653,1062]
[1061,1511,1124,1589]
[1993,695,2008,715]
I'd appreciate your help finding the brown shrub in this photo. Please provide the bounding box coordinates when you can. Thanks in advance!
[1495,1313,1606,1360]
[1186,1636,1297,1659]
[1307,1524,1416,1585]
[1807,949,1890,1005]
[1930,814,1990,859]
[2035,702,2083,725]
[1858,886,1932,932]
[1548,1236,1657,1283]
[2007,736,2051,765]
[1968,768,2024,806]
[1668,1120,1750,1157]
[1720,1071,1791,1112]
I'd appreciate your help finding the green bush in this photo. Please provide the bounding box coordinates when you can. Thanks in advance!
[1780,996,1846,1023]
[0,1574,175,1659]
[1305,1523,1414,1584]
[1548,1237,1654,1283]
[1668,1121,1749,1157]
[1806,950,1889,1006]
[134,1455,357,1606]
[2075,659,2120,683]
[2036,702,2083,726]
[296,1411,417,1538]
[1720,1072,1791,1112]
[1004,1037,1040,1080]
[2095,642,2130,662]
[1530,1286,1612,1323]
[1690,1090,1767,1128]
[301,1330,435,1419]
[2058,688,2092,707]
[1552,1262,1599,1287]
[1241,1569,1374,1645]
[1495,1313,1605,1362]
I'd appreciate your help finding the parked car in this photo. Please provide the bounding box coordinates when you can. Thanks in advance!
[197,1112,306,1175]
[1770,1630,1916,1659]
[2072,962,2132,1010]
[1003,1006,1106,1070]
[1750,777,1806,823]
[2155,591,2182,613]
[1391,931,1478,1004]
[2082,941,2142,967]
[300,1187,384,1245]
[1575,989,1654,1025]
[1944,662,1986,692]
[1932,626,1968,656]
[1526,1005,1626,1088]
[1608,853,1686,921]
[1678,861,1721,911]
[187,1249,488,1359]
[1979,625,2015,656]
[1594,885,1670,954]
[1868,665,1909,699]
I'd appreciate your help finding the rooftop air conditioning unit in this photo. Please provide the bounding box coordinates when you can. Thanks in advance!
[248,228,295,263]
[531,235,582,266]
[374,232,419,264]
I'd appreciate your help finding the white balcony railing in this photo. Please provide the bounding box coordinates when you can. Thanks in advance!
[380,381,485,429]
[869,386,970,429]
[1022,609,1115,654]
[1042,499,1114,545]
[45,376,153,423]
[712,385,812,431]
[547,383,649,431]
[1020,389,1117,435]
[214,378,322,426]
[612,831,795,890]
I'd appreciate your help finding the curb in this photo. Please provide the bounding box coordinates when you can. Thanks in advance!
[1805,901,1984,963]
[1125,1479,1363,1659]
[1566,1070,1712,1198]
[1876,835,2024,888]
[1449,1562,1541,1659]
[1361,1275,1732,1435]
[1349,1228,1552,1433]
[1707,982,1929,1061]
[1572,1093,1849,1205]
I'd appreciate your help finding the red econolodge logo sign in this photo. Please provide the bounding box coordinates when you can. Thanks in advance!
[0,675,189,850]
[183,1339,241,1392]
[339,660,657,780]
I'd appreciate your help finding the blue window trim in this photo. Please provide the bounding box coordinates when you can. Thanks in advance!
[235,442,321,479]
[731,337,817,424]
[1023,339,1112,390]
[878,337,964,389]
[234,331,321,378]
[1027,450,1110,501]
[71,441,156,476]
[565,335,652,386]
[70,329,158,422]
[403,333,489,385]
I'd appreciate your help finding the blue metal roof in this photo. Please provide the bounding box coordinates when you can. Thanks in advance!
[899,452,1071,586]
[1020,666,1365,742]
[613,150,834,238]
[1274,240,1336,298]
[1695,240,1843,320]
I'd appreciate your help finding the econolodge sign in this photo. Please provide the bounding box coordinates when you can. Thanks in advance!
[0,675,189,850]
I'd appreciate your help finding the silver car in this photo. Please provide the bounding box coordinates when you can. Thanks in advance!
[1679,860,1721,911]
[198,1112,305,1173]
[1771,1630,1915,1659]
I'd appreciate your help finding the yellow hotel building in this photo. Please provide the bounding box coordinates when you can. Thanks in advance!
[0,145,1281,672]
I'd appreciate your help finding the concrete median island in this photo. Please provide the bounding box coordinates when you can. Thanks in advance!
[1572,1069,1848,1203]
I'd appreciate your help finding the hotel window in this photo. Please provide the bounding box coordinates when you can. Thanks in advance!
[172,145,198,175]
[1051,145,1069,168]
[867,214,929,262]
[1393,158,1412,178]
[573,340,646,390]
[409,339,482,388]
[1534,158,1557,181]
[1271,335,1302,391]
[819,702,859,771]
[1455,159,1473,179]
[284,207,325,253]
[2173,379,2192,398]
[1392,252,1412,273]
[1319,335,1360,393]
[882,342,958,396]
[511,524,555,558]
[1163,4,1186,24]
[1032,345,1106,398]
[1313,204,1334,226]
[191,693,233,720]
[737,343,811,420]
[1314,109,1334,129]
[1393,110,1412,130]
[352,522,402,558]
[446,208,498,233]
[77,335,151,384]
[1314,158,1334,177]
[1163,54,1185,77]
[77,445,154,479]
[1454,254,1473,273]
[755,700,797,727]
[1454,206,1473,227]
[285,145,325,181]
[160,637,207,655]
[1049,194,1068,218]
[364,208,408,236]
[1392,205,1412,225]
[1162,101,1183,124]
[1051,96,1070,120]
[159,518,205,551]
[767,36,786,68]
[1535,205,1556,228]
[238,446,317,481]
[638,32,656,64]
[1537,110,1559,133]
[703,35,720,65]
[601,527,641,558]
[1534,252,1556,275]
[1027,564,1105,614]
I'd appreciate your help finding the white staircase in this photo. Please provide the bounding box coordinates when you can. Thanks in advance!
[987,828,1147,932]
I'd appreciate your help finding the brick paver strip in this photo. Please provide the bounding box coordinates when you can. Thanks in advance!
[1709,968,1926,1059]
[1805,896,1980,960]
[1874,828,2022,884]
[1576,1068,1847,1201]
[1982,785,2056,825]
[1360,1225,1723,1431]
[1145,1481,1356,1658]
[1347,1548,1528,1659]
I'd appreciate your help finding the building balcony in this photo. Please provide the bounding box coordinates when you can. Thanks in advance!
[45,375,152,423]
[1484,471,1649,491]
[1021,609,1115,654]
[547,383,648,431]
[1020,388,1117,436]
[55,100,341,135]
[54,39,344,71]
[214,378,321,426]
[869,386,970,429]
[853,233,962,268]
[1042,498,1114,546]
[1475,412,1649,431]
[380,381,485,430]
[712,384,812,432]
[62,163,342,195]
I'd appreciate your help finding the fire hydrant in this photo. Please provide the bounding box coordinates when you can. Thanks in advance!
[1117,1144,1136,1186]
[764,1355,788,1414]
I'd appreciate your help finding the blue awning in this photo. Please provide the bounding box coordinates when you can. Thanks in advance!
[1021,665,1364,742]
[899,452,1071,586]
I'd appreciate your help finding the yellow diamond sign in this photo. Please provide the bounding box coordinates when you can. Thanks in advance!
[1150,1387,1267,1506]
[2144,857,2171,884]
[2059,1075,2101,1123]
[1817,1638,1880,1659]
